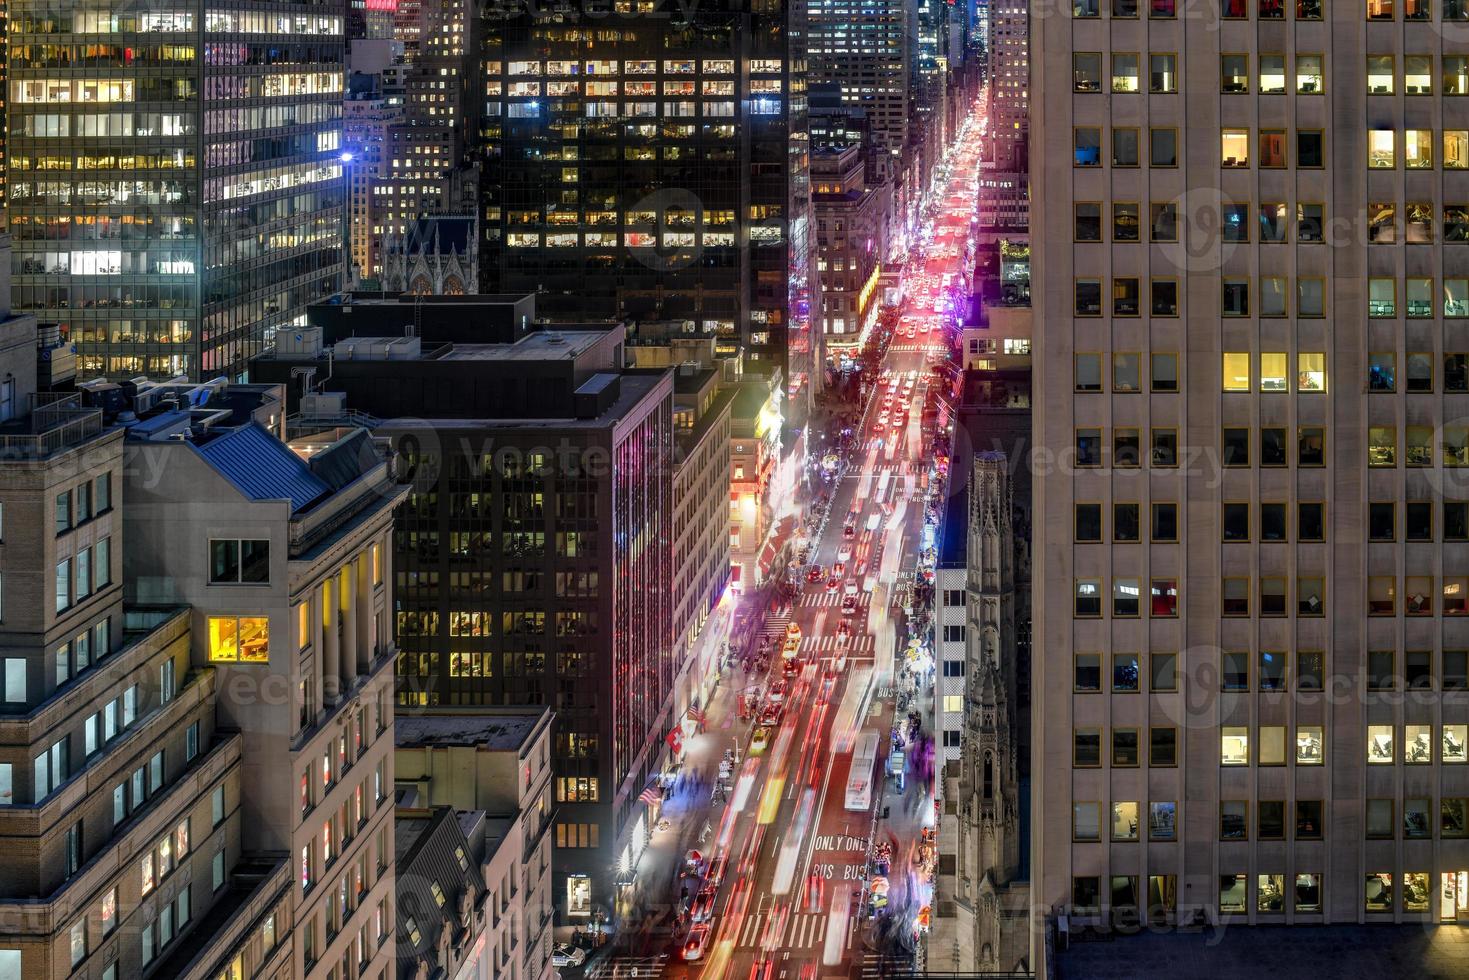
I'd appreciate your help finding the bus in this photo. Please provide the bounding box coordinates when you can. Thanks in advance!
[844,731,882,811]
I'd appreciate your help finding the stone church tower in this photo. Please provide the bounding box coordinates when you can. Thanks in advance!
[936,452,1030,974]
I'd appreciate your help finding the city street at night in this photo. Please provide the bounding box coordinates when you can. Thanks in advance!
[590,103,988,980]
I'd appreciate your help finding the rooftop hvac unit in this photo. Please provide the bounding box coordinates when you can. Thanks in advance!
[300,392,347,418]
[276,327,325,356]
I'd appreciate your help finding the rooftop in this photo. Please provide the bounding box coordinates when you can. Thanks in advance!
[1055,924,1469,980]
[372,371,666,430]
[394,708,547,751]
[438,329,609,362]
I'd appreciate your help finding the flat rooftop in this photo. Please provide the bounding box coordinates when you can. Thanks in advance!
[1056,924,1469,980]
[373,371,666,430]
[438,330,612,362]
[395,709,545,751]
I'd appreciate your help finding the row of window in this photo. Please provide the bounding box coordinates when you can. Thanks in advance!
[1074,127,1328,168]
[56,537,112,614]
[55,474,111,535]
[1074,200,1333,245]
[1078,351,1469,398]
[1069,0,1469,17]
[1074,578,1180,617]
[1072,426,1325,469]
[299,710,382,819]
[1070,871,1448,920]
[1075,722,1469,769]
[1076,0,1469,21]
[1073,277,1359,319]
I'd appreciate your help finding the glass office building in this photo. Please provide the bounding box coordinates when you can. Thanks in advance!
[6,1,346,379]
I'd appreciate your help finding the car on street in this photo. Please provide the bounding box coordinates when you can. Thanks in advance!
[842,523,855,538]
[855,560,868,577]
[751,725,773,753]
[832,562,845,577]
[841,595,859,616]
[836,621,852,641]
[759,703,784,726]
[805,565,824,584]
[825,575,840,593]
[843,580,859,597]
[837,544,852,562]
[782,657,802,677]
[553,945,588,968]
[707,855,728,886]
[767,679,788,703]
[682,923,713,961]
[691,885,718,922]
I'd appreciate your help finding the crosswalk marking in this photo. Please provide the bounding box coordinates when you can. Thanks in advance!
[587,955,667,979]
[798,592,872,608]
[734,912,832,950]
[760,613,791,639]
[802,635,876,658]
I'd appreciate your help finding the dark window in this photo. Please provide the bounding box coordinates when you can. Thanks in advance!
[1223,503,1249,540]
[1370,502,1395,541]
[1075,203,1102,241]
[1149,727,1177,766]
[1298,427,1325,466]
[1075,654,1102,691]
[1076,504,1103,541]
[942,660,965,678]
[1258,801,1285,840]
[1297,131,1324,167]
[1444,651,1468,690]
[209,539,270,585]
[1222,652,1249,690]
[1406,502,1432,540]
[1406,651,1432,690]
[1295,800,1323,840]
[1368,650,1396,690]
[1073,877,1101,910]
[1298,503,1325,541]
[1114,504,1140,541]
[944,589,964,607]
[943,625,965,643]
[1260,503,1286,541]
[1447,354,1469,392]
[1074,730,1101,766]
[1447,502,1469,540]
[1222,428,1250,466]
[1151,503,1177,541]
[1260,428,1288,466]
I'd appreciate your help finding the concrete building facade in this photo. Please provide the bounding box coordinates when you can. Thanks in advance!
[1032,0,1469,968]
[394,707,555,980]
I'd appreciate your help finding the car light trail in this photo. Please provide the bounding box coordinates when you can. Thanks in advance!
[771,787,816,895]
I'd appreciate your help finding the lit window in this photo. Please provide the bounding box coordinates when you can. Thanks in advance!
[1221,727,1249,766]
[207,616,269,662]
[1221,129,1250,166]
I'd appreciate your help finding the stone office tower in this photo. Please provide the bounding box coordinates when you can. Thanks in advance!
[1031,0,1469,969]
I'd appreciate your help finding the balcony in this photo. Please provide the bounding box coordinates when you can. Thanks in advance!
[0,393,107,459]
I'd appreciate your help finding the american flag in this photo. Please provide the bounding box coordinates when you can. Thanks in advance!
[638,785,662,807]
[687,706,707,727]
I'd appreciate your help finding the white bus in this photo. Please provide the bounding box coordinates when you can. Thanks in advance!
[844,731,882,811]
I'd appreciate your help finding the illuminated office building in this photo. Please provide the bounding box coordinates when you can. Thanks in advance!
[1032,0,1469,968]
[480,2,819,432]
[985,0,1027,171]
[808,0,910,183]
[5,2,348,380]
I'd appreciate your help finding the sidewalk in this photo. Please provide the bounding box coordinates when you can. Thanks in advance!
[615,651,755,956]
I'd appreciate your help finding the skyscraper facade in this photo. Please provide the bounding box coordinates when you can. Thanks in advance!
[1032,0,1469,965]
[808,0,910,183]
[6,2,347,380]
[479,2,818,430]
